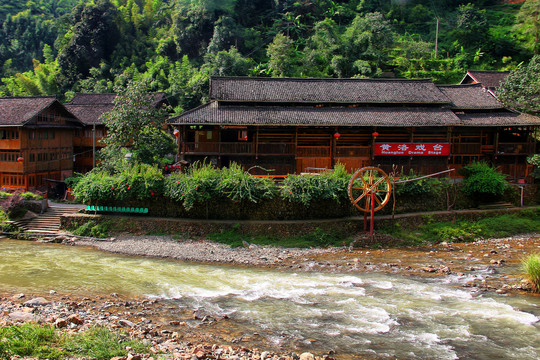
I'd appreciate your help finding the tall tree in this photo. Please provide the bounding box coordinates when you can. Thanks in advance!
[516,0,540,55]
[266,33,297,77]
[498,55,540,114]
[57,0,119,89]
[100,79,174,169]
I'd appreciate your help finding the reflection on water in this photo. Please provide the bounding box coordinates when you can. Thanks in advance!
[1,239,539,360]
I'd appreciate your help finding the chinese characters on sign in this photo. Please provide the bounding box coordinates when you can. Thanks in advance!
[374,143,450,156]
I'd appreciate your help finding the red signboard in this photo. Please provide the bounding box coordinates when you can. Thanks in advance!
[374,143,450,156]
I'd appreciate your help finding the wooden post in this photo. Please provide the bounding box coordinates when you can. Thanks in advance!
[370,191,375,237]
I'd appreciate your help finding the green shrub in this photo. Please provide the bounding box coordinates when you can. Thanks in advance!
[393,171,446,197]
[218,162,277,203]
[73,164,164,203]
[72,220,110,238]
[0,209,8,222]
[280,164,350,206]
[19,192,43,201]
[165,161,223,210]
[0,191,11,199]
[65,173,83,189]
[0,193,26,219]
[522,253,540,292]
[459,161,507,201]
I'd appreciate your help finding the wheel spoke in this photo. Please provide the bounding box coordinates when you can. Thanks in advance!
[353,191,368,205]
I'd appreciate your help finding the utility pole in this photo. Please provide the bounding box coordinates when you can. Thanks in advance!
[434,17,439,59]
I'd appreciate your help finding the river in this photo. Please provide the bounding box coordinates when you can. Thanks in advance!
[1,238,539,360]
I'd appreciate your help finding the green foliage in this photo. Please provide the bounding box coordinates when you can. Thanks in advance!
[0,193,26,219]
[217,162,277,203]
[528,154,540,179]
[72,164,164,203]
[0,209,7,222]
[63,326,148,360]
[498,55,540,114]
[459,161,507,201]
[381,210,540,245]
[0,191,11,199]
[207,227,348,248]
[0,323,63,360]
[280,164,350,206]
[164,161,222,210]
[515,0,540,55]
[71,220,110,238]
[393,172,445,197]
[19,192,44,201]
[522,252,540,292]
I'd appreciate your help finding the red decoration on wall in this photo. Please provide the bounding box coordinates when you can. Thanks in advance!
[333,132,341,139]
[374,143,450,156]
[173,129,180,137]
[16,157,23,162]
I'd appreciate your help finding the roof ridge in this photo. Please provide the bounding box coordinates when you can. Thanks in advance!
[437,83,483,88]
[211,76,434,83]
[0,95,58,100]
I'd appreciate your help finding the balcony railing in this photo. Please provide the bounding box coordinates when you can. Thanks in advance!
[182,142,375,158]
[497,142,535,155]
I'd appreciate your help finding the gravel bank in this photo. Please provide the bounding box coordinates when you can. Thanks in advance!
[74,235,340,267]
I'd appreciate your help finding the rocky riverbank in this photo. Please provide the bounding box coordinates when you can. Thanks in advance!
[1,291,334,360]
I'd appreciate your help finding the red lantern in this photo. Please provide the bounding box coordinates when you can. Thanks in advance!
[16,157,23,162]
[173,129,180,137]
[372,131,379,139]
[333,132,341,139]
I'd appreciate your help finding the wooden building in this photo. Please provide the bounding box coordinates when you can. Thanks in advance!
[66,92,170,173]
[169,77,539,181]
[0,96,82,190]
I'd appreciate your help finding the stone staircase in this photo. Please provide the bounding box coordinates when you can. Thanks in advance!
[16,203,84,234]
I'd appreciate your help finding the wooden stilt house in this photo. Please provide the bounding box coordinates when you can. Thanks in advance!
[167,77,538,180]
[0,96,82,190]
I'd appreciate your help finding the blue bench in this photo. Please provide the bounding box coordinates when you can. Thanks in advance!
[86,206,148,214]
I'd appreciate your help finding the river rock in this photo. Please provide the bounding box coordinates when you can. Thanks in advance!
[23,297,49,306]
[55,318,68,328]
[119,319,135,328]
[8,311,35,322]
[300,353,314,360]
[68,313,83,325]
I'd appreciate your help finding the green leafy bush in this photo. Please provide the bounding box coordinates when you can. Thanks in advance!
[459,161,507,201]
[218,162,277,202]
[72,220,110,238]
[522,253,540,292]
[393,171,445,197]
[0,191,11,199]
[73,164,164,203]
[19,192,44,201]
[0,193,26,219]
[280,164,350,206]
[164,161,222,210]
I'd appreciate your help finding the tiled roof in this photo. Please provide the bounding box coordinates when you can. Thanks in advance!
[66,92,169,125]
[457,112,540,126]
[462,71,510,89]
[437,84,503,110]
[65,104,114,126]
[210,77,451,104]
[0,96,58,125]
[68,93,118,105]
[169,101,460,127]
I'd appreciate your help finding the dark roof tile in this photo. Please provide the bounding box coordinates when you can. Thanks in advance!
[457,112,540,126]
[169,102,460,127]
[437,84,503,110]
[0,96,58,125]
[210,77,450,104]
[462,70,509,89]
[65,104,114,126]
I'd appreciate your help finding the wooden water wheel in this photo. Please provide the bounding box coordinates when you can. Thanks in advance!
[348,166,392,212]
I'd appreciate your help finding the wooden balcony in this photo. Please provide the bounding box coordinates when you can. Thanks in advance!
[182,142,375,158]
[497,143,535,155]
[183,142,296,156]
[0,139,21,150]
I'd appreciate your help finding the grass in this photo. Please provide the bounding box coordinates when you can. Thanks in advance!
[0,324,148,360]
[207,227,350,248]
[380,208,540,246]
[522,253,540,293]
[71,220,111,238]
[63,326,148,360]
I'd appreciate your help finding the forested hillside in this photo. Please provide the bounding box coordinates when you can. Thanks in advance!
[0,0,537,113]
